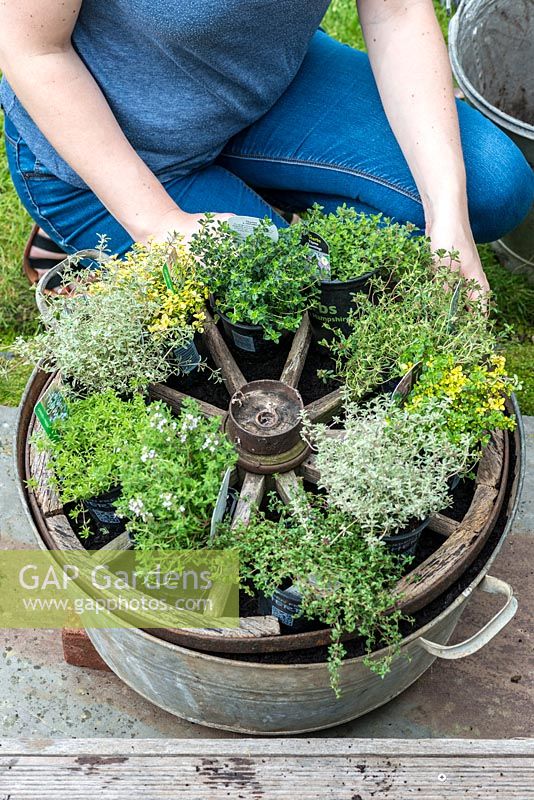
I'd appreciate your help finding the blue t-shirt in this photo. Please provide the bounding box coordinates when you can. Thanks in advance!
[0,0,330,187]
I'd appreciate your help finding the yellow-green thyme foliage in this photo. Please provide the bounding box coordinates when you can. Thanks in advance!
[303,204,434,281]
[34,390,147,509]
[190,216,320,341]
[116,398,238,550]
[305,397,471,542]
[89,240,208,339]
[405,353,518,458]
[217,491,408,696]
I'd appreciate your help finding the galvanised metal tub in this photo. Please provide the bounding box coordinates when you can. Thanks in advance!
[16,366,524,733]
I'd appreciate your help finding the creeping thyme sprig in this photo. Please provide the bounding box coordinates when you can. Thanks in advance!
[217,491,409,696]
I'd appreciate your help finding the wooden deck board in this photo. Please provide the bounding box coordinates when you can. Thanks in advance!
[1,739,533,798]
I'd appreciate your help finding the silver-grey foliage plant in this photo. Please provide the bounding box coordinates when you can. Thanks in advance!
[304,396,472,543]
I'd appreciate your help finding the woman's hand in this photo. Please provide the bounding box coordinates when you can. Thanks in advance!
[141,210,235,247]
[427,214,490,309]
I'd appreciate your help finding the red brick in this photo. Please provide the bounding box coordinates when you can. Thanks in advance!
[62,628,112,672]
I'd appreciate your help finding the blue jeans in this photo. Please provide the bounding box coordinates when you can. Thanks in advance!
[4,31,534,256]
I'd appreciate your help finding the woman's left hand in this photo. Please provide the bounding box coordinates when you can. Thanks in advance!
[427,217,490,311]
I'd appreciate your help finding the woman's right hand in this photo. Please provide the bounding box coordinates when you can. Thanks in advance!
[146,210,235,247]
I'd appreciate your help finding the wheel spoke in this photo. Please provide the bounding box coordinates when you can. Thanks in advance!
[304,388,343,423]
[149,383,226,419]
[280,312,312,388]
[427,513,459,538]
[298,455,320,484]
[231,472,266,529]
[274,470,303,505]
[202,309,247,395]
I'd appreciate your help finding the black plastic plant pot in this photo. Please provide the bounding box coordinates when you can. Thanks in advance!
[219,313,288,358]
[310,268,379,343]
[172,338,202,375]
[383,517,430,557]
[83,486,125,537]
[258,585,317,633]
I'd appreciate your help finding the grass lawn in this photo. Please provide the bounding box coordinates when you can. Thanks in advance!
[1,0,533,411]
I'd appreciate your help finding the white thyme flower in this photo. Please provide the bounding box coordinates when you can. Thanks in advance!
[161,492,173,510]
[128,497,145,517]
[140,447,157,463]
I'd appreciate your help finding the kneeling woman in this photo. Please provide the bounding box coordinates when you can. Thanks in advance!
[1,0,533,295]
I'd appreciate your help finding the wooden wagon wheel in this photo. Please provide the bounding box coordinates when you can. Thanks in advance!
[21,309,509,655]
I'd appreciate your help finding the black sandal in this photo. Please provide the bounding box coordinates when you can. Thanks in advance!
[23,224,67,291]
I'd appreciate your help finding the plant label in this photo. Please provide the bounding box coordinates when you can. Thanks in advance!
[391,362,422,404]
[271,585,303,627]
[162,262,175,293]
[302,231,331,280]
[173,340,202,375]
[227,216,279,243]
[448,281,462,332]
[231,330,256,352]
[209,467,233,543]
[34,385,68,441]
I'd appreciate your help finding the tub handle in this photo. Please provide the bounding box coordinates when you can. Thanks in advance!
[416,576,517,659]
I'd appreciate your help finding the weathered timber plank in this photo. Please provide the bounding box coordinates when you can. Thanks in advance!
[427,513,459,538]
[28,443,63,517]
[280,312,312,388]
[98,532,132,552]
[151,614,280,642]
[148,382,226,419]
[201,309,246,394]
[393,429,508,614]
[394,483,499,612]
[1,738,533,799]
[476,430,505,488]
[45,514,85,551]
[2,737,533,757]
[275,470,303,504]
[232,473,266,529]
[184,615,280,638]
[305,388,343,423]
[299,455,320,483]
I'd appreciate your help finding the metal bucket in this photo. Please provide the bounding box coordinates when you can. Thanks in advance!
[449,0,534,281]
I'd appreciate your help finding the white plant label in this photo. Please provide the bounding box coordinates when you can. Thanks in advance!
[227,215,279,242]
[209,467,233,543]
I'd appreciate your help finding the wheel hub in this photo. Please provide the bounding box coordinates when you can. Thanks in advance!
[225,380,310,474]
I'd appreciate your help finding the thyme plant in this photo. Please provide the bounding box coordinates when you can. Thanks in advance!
[303,204,434,281]
[10,241,206,396]
[404,353,519,458]
[303,397,472,543]
[218,491,408,696]
[33,390,148,519]
[116,398,237,550]
[190,216,320,341]
[327,262,499,398]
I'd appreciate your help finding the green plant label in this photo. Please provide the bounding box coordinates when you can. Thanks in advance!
[227,215,279,243]
[209,467,233,543]
[162,262,175,293]
[34,386,68,441]
[302,232,331,280]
